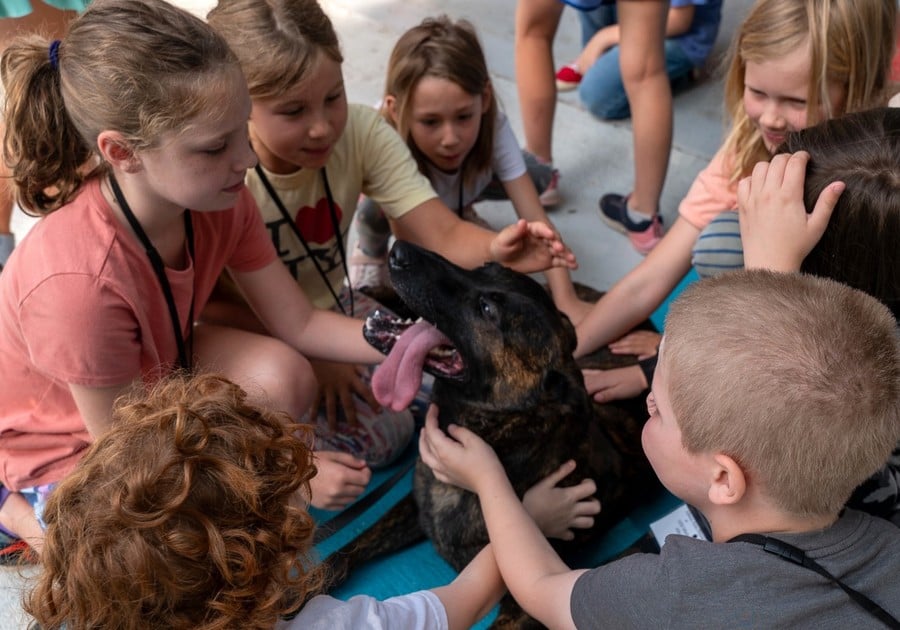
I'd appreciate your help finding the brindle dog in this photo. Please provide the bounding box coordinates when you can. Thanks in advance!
[324,241,660,628]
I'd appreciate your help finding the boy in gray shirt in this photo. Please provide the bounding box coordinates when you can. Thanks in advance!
[421,270,900,628]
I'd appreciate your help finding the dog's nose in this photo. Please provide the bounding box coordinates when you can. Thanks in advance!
[389,241,412,270]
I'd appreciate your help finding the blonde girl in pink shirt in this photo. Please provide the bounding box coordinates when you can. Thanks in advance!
[574,0,896,403]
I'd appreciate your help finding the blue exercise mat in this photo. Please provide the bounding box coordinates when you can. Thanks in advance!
[311,443,681,628]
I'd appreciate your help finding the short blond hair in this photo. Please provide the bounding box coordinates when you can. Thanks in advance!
[663,271,900,517]
[26,373,322,629]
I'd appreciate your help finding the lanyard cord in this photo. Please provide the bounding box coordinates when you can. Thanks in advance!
[108,174,194,371]
[255,164,353,316]
[729,533,899,628]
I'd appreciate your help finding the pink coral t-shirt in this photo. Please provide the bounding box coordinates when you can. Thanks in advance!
[677,145,739,229]
[0,179,276,490]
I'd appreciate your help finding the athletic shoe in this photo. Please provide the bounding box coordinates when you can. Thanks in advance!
[347,242,390,289]
[598,193,663,255]
[522,151,562,207]
[538,169,561,207]
[555,63,583,92]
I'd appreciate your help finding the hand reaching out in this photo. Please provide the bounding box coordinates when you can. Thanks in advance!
[309,450,371,510]
[738,151,844,272]
[583,364,648,403]
[523,460,600,540]
[491,219,577,274]
[310,359,381,430]
[608,330,660,360]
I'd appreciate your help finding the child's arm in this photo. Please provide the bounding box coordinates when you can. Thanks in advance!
[69,381,139,438]
[502,173,593,323]
[430,459,599,629]
[738,152,843,272]
[230,260,384,366]
[419,409,585,630]
[430,544,505,630]
[392,198,576,274]
[574,216,698,357]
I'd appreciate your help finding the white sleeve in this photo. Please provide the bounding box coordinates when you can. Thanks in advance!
[491,111,527,182]
[277,591,449,630]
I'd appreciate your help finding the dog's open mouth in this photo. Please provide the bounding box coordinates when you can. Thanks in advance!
[365,310,464,411]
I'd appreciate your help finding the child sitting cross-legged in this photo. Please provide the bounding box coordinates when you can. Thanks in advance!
[25,373,599,630]
[421,269,900,629]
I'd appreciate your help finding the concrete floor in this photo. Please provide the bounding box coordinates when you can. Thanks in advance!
[2,0,754,626]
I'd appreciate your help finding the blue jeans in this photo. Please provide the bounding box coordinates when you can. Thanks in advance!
[577,6,695,120]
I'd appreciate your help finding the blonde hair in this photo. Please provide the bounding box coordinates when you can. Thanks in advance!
[207,0,342,100]
[663,271,900,518]
[383,15,496,188]
[26,373,322,630]
[1,0,241,216]
[720,0,896,183]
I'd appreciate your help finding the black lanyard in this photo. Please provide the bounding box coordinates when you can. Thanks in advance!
[729,533,899,628]
[255,164,353,316]
[108,174,194,371]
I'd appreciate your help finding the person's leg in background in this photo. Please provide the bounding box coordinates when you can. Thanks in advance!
[514,0,565,206]
[599,0,670,254]
[579,36,694,121]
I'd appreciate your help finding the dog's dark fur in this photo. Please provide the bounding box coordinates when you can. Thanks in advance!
[325,241,660,628]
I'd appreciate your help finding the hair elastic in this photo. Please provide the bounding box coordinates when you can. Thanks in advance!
[48,40,61,71]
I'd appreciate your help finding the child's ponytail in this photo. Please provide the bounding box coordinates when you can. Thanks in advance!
[1,36,96,216]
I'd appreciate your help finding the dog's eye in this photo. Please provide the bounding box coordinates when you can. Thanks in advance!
[479,296,499,324]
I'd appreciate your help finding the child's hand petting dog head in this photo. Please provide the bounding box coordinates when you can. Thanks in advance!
[419,405,504,494]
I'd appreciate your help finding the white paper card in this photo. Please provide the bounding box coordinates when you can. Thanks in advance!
[650,504,710,547]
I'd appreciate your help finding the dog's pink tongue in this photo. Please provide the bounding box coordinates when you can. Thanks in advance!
[372,320,448,411]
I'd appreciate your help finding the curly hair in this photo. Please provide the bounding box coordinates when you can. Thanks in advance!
[25,373,323,630]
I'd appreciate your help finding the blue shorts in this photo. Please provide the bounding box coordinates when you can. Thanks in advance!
[0,483,55,540]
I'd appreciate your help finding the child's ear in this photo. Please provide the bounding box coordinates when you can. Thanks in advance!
[97,131,142,173]
[707,453,746,506]
[383,95,399,125]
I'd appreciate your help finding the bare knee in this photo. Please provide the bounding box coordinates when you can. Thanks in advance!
[236,345,318,421]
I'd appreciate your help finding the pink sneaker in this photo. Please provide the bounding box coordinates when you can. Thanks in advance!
[598,193,663,255]
[555,63,583,92]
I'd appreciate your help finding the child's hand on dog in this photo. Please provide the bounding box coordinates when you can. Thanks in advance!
[421,408,601,540]
[310,359,381,429]
[490,219,578,274]
[523,460,601,541]
[419,405,505,494]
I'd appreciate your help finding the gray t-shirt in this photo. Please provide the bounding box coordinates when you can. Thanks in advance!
[571,509,900,629]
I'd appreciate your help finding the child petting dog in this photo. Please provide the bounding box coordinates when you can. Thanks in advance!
[25,372,599,630]
[421,270,900,628]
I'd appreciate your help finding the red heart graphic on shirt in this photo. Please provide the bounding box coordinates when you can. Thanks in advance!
[294,197,344,244]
